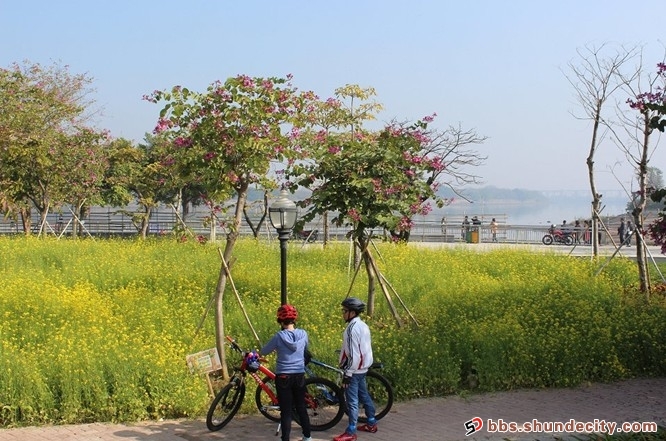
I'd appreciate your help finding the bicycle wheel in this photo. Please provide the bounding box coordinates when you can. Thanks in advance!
[357,370,394,422]
[294,377,344,431]
[255,377,281,422]
[206,378,245,431]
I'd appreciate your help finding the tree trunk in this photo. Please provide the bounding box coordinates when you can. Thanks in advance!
[359,236,377,315]
[587,103,602,257]
[20,207,31,235]
[214,183,249,381]
[635,116,652,298]
[140,206,152,239]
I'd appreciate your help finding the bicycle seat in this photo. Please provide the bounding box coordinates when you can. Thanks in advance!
[371,362,384,369]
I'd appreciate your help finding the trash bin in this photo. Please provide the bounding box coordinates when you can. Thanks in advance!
[471,230,479,244]
[465,231,473,243]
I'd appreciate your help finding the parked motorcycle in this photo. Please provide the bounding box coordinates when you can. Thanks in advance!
[542,225,574,245]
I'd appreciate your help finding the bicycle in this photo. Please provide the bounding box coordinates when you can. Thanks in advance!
[304,352,394,423]
[206,336,344,432]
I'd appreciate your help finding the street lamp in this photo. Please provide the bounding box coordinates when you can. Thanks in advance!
[269,189,298,305]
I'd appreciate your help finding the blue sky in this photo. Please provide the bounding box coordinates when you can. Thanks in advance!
[1,0,664,192]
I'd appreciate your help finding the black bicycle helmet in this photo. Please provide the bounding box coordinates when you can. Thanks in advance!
[341,297,366,313]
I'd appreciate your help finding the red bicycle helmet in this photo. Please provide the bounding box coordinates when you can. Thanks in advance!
[277,304,298,322]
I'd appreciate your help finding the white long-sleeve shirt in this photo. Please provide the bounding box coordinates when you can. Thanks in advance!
[339,316,374,377]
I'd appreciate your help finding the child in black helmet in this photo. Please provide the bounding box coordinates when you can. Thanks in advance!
[334,297,377,441]
[261,304,312,441]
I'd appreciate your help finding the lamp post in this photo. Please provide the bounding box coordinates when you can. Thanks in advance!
[269,189,298,305]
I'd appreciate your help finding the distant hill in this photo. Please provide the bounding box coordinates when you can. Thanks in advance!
[245,185,550,205]
[437,186,548,204]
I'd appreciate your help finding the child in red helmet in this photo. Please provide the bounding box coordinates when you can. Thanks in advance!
[260,304,312,441]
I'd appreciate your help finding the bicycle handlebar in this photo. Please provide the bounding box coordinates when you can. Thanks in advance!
[225,336,268,362]
[225,336,243,354]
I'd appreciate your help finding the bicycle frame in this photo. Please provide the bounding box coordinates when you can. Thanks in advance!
[207,336,345,432]
[227,337,280,408]
[307,357,344,376]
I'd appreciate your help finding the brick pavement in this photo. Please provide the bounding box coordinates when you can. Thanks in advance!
[0,377,664,441]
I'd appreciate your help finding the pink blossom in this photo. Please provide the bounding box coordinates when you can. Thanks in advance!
[354,132,364,141]
[348,208,361,222]
[142,93,157,103]
[418,202,433,215]
[174,137,192,148]
[215,88,232,101]
[289,127,301,139]
[203,151,217,161]
[422,112,437,123]
[262,80,274,91]
[226,171,239,183]
[429,156,446,171]
[326,97,342,108]
[239,75,255,88]
[372,178,382,192]
[328,145,341,154]
[153,118,172,134]
[397,216,414,231]
[411,131,431,144]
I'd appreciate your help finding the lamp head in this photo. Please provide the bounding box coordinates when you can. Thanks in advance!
[269,189,298,231]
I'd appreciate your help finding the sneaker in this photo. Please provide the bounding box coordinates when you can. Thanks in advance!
[333,432,357,441]
[301,437,313,441]
[357,423,378,433]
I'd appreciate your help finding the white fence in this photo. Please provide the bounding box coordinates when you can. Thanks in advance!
[0,205,629,245]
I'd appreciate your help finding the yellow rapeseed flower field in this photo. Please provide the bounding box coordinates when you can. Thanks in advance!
[0,236,664,427]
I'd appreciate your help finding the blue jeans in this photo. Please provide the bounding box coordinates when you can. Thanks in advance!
[344,372,376,434]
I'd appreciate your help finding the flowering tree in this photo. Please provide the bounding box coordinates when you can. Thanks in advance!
[0,61,101,234]
[147,75,311,376]
[289,114,449,319]
[640,64,666,264]
[609,59,666,297]
[60,128,110,237]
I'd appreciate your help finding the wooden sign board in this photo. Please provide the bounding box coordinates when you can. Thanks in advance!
[186,348,222,374]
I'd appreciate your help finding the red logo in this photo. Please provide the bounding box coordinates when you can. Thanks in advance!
[465,417,483,436]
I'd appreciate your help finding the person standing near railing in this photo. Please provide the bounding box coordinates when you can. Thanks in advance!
[461,215,470,241]
[490,218,498,242]
[618,218,626,245]
[625,220,634,246]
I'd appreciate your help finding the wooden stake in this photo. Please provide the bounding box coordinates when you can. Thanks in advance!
[218,249,262,348]
[379,272,419,327]
[366,249,403,328]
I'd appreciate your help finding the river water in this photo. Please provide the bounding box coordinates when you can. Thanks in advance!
[428,196,630,226]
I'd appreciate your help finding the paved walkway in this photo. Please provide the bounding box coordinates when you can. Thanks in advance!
[1,377,664,441]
